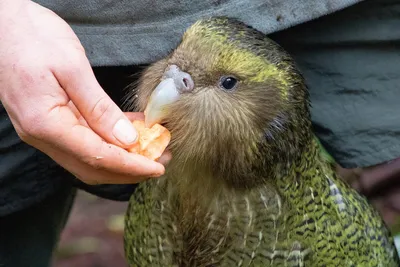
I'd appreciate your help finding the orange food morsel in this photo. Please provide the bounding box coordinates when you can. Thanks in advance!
[127,120,171,161]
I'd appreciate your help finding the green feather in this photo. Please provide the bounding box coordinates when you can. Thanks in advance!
[123,17,399,267]
[124,139,399,266]
[314,135,336,164]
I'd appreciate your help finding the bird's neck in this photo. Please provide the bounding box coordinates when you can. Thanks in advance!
[271,137,335,198]
[165,136,328,213]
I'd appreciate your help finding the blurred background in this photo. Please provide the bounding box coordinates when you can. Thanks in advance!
[52,190,129,267]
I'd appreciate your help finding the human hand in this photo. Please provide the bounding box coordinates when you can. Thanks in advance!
[338,159,400,228]
[0,1,169,184]
[351,158,400,227]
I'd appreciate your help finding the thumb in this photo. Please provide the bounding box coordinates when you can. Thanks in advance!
[54,55,138,147]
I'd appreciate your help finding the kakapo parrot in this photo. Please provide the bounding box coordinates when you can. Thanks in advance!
[123,17,400,267]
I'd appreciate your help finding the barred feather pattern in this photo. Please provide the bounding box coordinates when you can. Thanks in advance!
[124,139,399,267]
[123,17,399,267]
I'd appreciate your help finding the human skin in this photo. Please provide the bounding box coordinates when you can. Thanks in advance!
[338,159,400,228]
[0,0,170,185]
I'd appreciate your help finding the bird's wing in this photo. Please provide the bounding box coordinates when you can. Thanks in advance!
[124,180,180,267]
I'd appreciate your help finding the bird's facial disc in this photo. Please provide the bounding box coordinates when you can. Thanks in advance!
[144,65,194,127]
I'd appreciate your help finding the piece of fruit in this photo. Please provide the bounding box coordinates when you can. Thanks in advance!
[127,120,171,161]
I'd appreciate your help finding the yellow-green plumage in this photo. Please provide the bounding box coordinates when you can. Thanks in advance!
[123,17,400,266]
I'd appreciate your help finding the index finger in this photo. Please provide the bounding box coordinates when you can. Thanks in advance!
[45,105,165,178]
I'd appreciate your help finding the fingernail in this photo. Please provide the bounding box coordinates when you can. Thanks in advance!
[113,119,137,145]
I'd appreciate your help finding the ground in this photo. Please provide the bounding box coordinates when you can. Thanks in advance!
[52,190,129,267]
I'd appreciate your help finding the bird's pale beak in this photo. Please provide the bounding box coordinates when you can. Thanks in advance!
[144,65,194,127]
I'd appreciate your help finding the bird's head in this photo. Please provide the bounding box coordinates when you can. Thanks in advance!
[127,17,312,188]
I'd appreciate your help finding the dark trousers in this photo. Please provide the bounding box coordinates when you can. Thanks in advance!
[0,186,76,267]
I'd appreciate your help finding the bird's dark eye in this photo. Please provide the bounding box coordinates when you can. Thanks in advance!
[219,76,238,91]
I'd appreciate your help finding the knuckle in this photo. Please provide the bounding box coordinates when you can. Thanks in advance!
[57,56,83,78]
[64,52,87,71]
[89,96,114,124]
